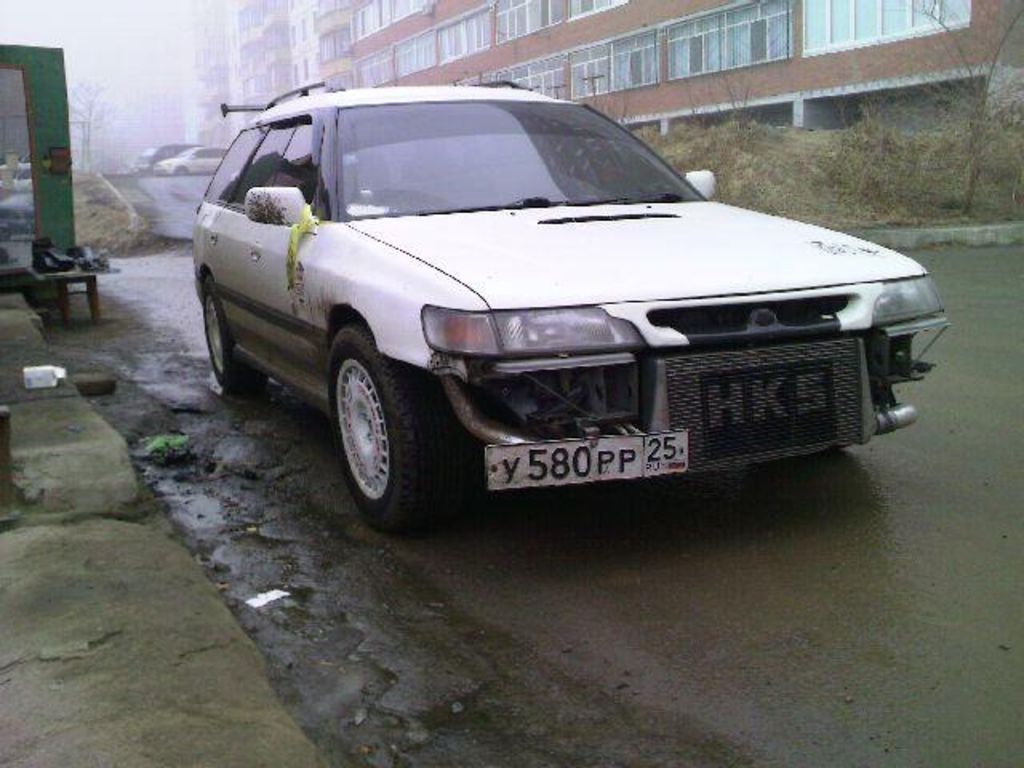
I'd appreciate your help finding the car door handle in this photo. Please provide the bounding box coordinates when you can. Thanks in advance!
[209,233,218,246]
[250,249,262,263]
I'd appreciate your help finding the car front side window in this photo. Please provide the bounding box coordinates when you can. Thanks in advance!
[230,126,296,207]
[204,129,262,204]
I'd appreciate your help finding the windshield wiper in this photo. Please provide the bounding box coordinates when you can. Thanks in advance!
[570,192,688,206]
[410,197,570,217]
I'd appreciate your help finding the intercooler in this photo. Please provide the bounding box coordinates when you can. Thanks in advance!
[660,338,866,471]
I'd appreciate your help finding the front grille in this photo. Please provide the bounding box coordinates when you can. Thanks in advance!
[663,338,864,471]
[649,296,849,344]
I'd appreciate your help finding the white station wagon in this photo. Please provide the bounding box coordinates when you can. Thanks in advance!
[194,84,948,532]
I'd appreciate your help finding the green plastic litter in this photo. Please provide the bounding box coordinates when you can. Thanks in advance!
[144,434,191,465]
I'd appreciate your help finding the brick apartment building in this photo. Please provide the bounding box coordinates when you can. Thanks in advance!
[194,0,356,145]
[347,0,1018,129]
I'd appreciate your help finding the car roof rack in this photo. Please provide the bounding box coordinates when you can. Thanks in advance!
[477,80,530,91]
[220,79,344,118]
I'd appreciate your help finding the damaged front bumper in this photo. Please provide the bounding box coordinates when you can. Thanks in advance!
[433,315,947,490]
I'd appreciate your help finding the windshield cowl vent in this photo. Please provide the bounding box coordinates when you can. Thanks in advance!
[538,213,680,225]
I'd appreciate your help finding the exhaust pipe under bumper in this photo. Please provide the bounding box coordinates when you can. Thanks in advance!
[876,403,918,435]
[440,375,534,446]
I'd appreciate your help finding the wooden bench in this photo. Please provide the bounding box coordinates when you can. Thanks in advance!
[45,272,101,326]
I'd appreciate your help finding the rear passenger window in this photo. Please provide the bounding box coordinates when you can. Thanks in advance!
[271,124,317,204]
[230,126,295,205]
[204,129,260,203]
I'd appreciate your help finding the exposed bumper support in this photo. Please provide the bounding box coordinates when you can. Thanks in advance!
[440,375,534,446]
[876,403,918,435]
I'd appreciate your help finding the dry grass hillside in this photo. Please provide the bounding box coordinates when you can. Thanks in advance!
[639,117,1024,230]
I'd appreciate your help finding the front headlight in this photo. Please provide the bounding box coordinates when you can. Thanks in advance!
[422,306,643,356]
[873,276,944,326]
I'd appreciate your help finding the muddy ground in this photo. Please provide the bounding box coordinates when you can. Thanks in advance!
[42,244,1023,767]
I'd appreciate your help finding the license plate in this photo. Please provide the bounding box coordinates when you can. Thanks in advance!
[486,431,689,491]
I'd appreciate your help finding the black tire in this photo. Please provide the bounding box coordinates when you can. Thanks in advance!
[328,326,475,533]
[201,276,267,396]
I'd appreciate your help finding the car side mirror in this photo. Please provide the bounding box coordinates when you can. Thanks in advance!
[685,170,716,200]
[245,187,307,226]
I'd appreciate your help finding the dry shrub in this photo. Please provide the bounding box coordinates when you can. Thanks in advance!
[641,119,848,227]
[639,110,1024,229]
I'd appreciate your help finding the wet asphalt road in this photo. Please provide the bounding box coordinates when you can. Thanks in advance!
[106,174,210,240]
[54,245,1023,767]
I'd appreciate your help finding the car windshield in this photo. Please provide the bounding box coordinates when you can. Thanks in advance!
[338,100,699,219]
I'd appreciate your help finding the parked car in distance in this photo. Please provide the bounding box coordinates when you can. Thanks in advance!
[194,85,948,533]
[154,146,226,176]
[132,143,201,174]
[0,161,32,193]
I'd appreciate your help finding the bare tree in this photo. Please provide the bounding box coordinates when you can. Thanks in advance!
[924,0,1024,212]
[70,82,115,173]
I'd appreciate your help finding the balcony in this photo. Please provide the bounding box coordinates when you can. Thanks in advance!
[319,56,353,80]
[316,5,353,36]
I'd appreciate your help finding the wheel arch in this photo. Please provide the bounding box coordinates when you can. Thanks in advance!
[327,303,374,346]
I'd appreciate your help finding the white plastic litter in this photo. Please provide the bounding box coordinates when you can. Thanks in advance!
[245,589,290,608]
[23,365,67,390]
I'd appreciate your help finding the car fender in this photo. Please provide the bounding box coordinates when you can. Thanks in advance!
[299,222,489,369]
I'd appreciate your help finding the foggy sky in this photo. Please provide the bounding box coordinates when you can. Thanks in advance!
[1,0,196,111]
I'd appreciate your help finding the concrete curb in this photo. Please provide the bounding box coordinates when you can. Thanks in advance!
[849,222,1024,250]
[0,519,327,768]
[0,303,139,519]
[0,302,328,766]
[96,172,143,232]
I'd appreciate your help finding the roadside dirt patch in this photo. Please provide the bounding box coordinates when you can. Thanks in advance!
[73,173,178,255]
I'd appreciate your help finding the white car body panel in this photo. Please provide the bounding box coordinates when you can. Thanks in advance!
[348,202,924,310]
[256,85,555,126]
[196,201,487,374]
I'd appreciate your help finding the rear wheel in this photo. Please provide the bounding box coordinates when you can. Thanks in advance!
[201,276,266,395]
[329,326,474,533]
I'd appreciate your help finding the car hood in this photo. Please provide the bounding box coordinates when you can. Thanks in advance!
[347,202,926,309]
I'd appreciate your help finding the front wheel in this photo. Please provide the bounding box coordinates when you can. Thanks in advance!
[201,277,266,395]
[329,326,474,533]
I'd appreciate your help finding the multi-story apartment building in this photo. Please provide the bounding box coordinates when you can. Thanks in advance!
[193,0,235,147]
[347,0,1017,129]
[193,0,355,145]
[318,0,358,86]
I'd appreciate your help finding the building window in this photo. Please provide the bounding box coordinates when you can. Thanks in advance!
[569,32,656,96]
[496,0,565,43]
[667,0,790,80]
[570,44,610,97]
[568,0,627,20]
[357,49,394,86]
[395,31,436,77]
[611,31,658,91]
[804,0,970,53]
[492,55,568,98]
[392,0,430,22]
[354,0,429,38]
[354,0,391,39]
[239,4,263,32]
[320,27,352,62]
[439,11,491,63]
